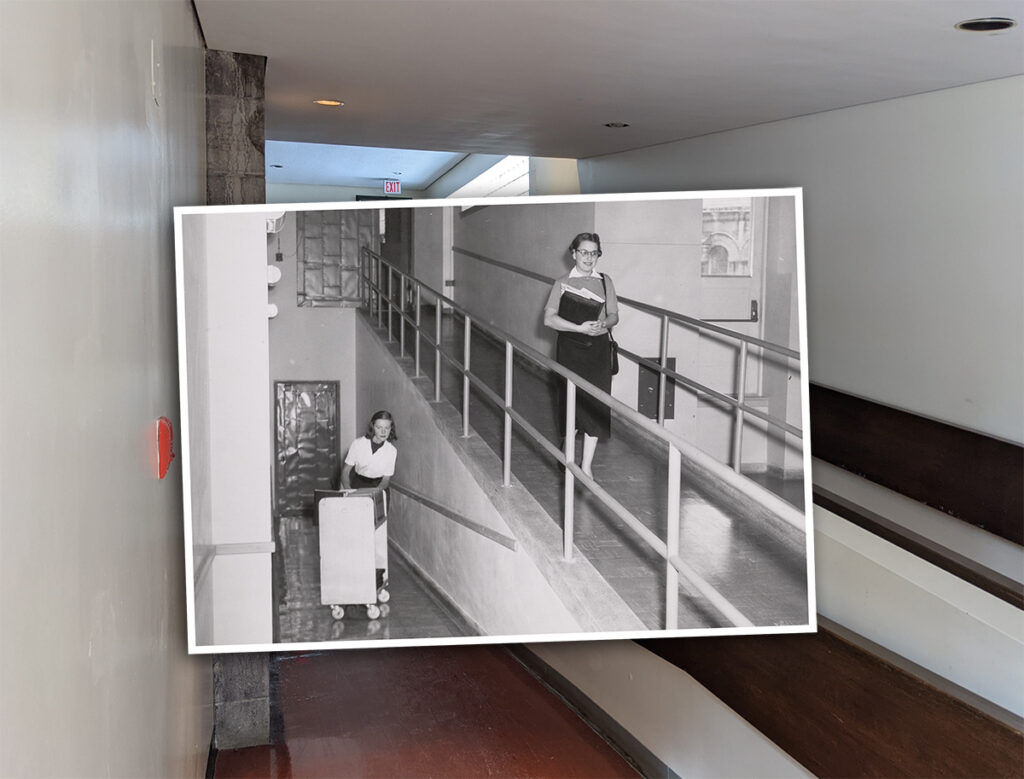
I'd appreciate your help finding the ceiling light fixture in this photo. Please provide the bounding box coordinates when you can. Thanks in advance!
[313,99,344,107]
[954,17,1016,32]
[604,122,630,128]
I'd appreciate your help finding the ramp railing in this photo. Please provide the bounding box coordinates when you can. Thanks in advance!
[360,247,804,630]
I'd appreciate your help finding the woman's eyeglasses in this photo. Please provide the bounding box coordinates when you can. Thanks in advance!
[574,249,601,259]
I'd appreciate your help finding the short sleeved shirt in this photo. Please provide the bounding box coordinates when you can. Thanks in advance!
[344,437,397,479]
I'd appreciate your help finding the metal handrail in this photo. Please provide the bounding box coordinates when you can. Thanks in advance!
[390,482,518,551]
[453,247,800,358]
[451,246,802,471]
[360,247,804,630]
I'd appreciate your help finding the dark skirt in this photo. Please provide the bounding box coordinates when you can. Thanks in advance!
[555,332,612,440]
[350,470,383,489]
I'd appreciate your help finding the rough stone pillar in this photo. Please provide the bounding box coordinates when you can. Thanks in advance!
[206,49,266,205]
[204,48,272,750]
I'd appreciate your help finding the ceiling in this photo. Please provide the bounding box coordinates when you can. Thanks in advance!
[196,0,1022,167]
[265,140,465,189]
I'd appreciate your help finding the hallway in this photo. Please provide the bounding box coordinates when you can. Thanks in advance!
[212,645,640,778]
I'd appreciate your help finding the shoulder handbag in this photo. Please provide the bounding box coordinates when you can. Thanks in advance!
[601,274,620,375]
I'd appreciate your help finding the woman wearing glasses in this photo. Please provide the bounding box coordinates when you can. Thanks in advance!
[544,232,619,477]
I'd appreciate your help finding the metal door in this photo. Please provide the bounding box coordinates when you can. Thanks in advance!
[274,381,340,517]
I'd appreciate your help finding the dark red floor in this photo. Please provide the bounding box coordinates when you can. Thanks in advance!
[214,646,640,778]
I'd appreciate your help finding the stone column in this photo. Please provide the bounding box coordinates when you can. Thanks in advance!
[204,48,273,750]
[206,50,266,205]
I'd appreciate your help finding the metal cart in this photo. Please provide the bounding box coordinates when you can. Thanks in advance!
[315,488,390,620]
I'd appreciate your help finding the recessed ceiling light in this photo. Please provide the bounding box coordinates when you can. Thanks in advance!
[955,17,1016,32]
[313,99,344,107]
[604,122,630,128]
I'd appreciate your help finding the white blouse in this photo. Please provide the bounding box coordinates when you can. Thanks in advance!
[344,437,397,479]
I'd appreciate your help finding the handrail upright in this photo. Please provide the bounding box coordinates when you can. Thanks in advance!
[732,342,748,472]
[387,267,394,342]
[563,382,576,562]
[434,298,442,403]
[376,256,383,328]
[415,285,422,377]
[666,444,682,629]
[462,314,471,438]
[658,314,669,425]
[399,270,406,358]
[503,341,513,487]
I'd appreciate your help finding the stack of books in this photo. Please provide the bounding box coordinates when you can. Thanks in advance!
[557,284,604,324]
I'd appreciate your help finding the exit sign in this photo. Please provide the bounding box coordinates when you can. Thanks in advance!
[384,180,401,195]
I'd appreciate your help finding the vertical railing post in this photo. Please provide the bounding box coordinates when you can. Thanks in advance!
[387,267,394,342]
[732,341,748,472]
[414,284,422,377]
[376,257,383,328]
[665,444,681,629]
[503,341,513,487]
[563,381,576,561]
[462,315,471,438]
[434,295,442,403]
[658,314,669,425]
[399,272,406,358]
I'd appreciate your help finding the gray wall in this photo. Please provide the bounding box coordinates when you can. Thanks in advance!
[453,201,596,348]
[579,77,1024,445]
[0,1,214,776]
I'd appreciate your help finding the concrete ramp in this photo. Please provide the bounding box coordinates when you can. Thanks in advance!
[354,313,645,638]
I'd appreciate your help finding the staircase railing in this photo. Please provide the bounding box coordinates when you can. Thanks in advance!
[360,247,805,630]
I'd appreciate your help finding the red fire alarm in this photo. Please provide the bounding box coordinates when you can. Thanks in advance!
[157,416,175,479]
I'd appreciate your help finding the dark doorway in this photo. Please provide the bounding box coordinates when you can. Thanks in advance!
[274,381,341,517]
[382,207,413,277]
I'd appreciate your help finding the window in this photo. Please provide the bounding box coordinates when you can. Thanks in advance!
[296,210,378,306]
[701,198,753,277]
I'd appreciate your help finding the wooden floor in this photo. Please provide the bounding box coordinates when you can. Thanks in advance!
[213,645,640,778]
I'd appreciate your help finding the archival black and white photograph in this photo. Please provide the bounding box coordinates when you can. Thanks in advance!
[175,189,814,653]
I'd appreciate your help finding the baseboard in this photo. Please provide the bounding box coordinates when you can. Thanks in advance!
[506,644,673,779]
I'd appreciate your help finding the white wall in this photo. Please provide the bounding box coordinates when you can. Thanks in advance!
[180,212,276,647]
[579,77,1024,444]
[0,1,213,776]
[561,76,1024,734]
[530,157,581,196]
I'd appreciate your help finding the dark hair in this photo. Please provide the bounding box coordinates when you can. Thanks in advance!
[570,232,602,255]
[364,409,398,442]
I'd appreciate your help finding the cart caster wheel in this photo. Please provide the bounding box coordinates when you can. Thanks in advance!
[330,605,345,620]
[378,588,390,603]
[366,604,381,619]
[379,604,390,618]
